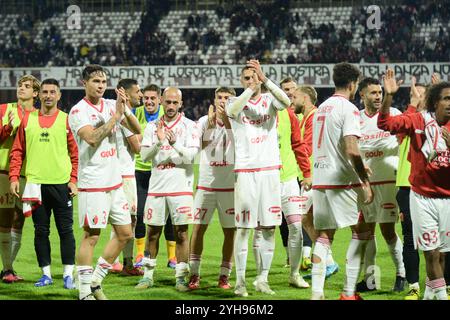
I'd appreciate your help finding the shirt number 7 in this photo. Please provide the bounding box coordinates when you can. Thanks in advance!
[316,115,326,149]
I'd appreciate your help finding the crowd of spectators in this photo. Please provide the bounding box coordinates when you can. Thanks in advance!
[0,0,448,68]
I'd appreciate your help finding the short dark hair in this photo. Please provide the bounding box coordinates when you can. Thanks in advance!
[41,78,60,88]
[425,81,450,113]
[333,62,361,89]
[82,64,105,81]
[358,77,380,92]
[215,87,236,96]
[143,84,161,95]
[280,77,296,86]
[117,78,138,90]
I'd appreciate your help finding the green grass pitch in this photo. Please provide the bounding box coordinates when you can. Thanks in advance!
[0,199,427,300]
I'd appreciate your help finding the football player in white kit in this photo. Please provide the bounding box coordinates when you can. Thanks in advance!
[226,60,290,297]
[110,78,144,276]
[188,87,236,290]
[68,65,141,300]
[310,62,374,300]
[138,87,200,292]
[355,77,406,293]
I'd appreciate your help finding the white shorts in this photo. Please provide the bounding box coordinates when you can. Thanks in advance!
[78,186,131,229]
[281,179,302,217]
[122,177,137,216]
[0,173,25,209]
[144,195,193,226]
[299,187,313,215]
[193,189,235,228]
[313,187,364,230]
[410,191,450,252]
[360,183,399,224]
[235,170,282,228]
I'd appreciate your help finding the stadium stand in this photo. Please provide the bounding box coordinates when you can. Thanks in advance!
[1,1,449,68]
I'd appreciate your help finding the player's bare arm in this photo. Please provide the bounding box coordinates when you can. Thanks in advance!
[126,134,141,154]
[344,135,373,204]
[381,68,403,113]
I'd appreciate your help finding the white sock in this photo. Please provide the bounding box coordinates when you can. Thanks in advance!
[288,222,303,276]
[77,266,93,299]
[42,265,52,278]
[234,228,250,285]
[424,278,435,300]
[252,229,263,276]
[142,257,156,279]
[429,278,447,300]
[311,237,330,297]
[363,237,377,281]
[219,261,232,277]
[387,235,406,278]
[10,229,22,264]
[175,262,189,281]
[0,232,13,270]
[326,247,335,266]
[303,246,312,259]
[92,256,111,286]
[189,254,201,276]
[259,229,275,283]
[409,282,420,291]
[344,236,368,296]
[63,264,74,278]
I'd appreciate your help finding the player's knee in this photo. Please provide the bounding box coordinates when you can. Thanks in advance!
[424,249,440,263]
[118,231,134,243]
[34,224,50,237]
[380,224,396,241]
[176,228,189,242]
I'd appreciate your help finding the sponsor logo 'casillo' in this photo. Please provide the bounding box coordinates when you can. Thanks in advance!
[360,131,391,141]
[242,114,271,125]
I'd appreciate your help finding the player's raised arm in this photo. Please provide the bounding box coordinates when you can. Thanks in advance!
[225,81,256,119]
[377,69,415,135]
[247,59,290,110]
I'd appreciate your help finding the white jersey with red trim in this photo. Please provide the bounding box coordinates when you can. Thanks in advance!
[197,115,234,190]
[227,93,282,172]
[117,125,136,177]
[359,108,401,183]
[68,98,122,190]
[312,94,361,188]
[142,114,200,195]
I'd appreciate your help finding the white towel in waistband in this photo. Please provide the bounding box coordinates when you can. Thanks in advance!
[22,183,42,217]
